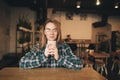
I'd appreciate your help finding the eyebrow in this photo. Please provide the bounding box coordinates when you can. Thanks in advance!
[45,27,57,30]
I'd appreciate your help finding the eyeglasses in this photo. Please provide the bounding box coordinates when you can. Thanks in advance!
[45,28,57,32]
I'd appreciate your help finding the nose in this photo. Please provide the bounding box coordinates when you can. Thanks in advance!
[49,30,54,35]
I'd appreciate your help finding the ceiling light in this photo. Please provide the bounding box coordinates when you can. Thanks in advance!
[115,5,118,8]
[76,5,80,8]
[96,0,100,6]
[115,3,119,9]
[76,1,81,8]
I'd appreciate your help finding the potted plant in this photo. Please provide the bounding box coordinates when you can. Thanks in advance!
[17,15,32,30]
[17,37,24,47]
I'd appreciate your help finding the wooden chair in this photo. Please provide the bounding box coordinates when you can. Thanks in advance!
[111,52,120,74]
[111,60,120,75]
[82,52,93,68]
[95,59,108,75]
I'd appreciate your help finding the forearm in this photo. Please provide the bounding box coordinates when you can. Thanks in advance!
[19,50,47,69]
[58,55,83,70]
[58,44,83,70]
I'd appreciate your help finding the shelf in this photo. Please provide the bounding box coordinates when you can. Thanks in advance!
[17,42,33,48]
[16,26,33,54]
[35,31,40,33]
[19,26,33,32]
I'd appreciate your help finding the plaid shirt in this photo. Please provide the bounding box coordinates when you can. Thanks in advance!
[19,43,83,70]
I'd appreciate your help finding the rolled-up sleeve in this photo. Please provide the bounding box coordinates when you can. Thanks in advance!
[57,44,83,70]
[19,46,47,69]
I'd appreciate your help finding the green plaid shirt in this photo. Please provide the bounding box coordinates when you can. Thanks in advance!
[19,43,83,70]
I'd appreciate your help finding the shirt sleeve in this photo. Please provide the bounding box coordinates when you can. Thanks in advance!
[19,45,47,69]
[57,44,83,70]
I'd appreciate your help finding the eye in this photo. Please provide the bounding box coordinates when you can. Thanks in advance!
[53,29,57,32]
[45,28,50,32]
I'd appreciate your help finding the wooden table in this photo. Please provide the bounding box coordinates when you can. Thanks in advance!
[0,67,107,80]
[89,52,110,64]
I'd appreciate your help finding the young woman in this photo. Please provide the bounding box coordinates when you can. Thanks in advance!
[19,19,83,70]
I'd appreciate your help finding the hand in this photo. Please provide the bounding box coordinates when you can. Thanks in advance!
[44,44,59,60]
[52,47,59,60]
[44,45,49,57]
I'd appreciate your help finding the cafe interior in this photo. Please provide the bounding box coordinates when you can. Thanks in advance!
[0,0,120,80]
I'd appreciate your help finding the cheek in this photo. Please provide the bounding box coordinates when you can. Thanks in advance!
[44,31,49,36]
[44,32,49,38]
[54,32,58,36]
[54,33,58,39]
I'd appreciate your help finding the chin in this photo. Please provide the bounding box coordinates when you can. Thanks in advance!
[48,37,56,41]
[49,39,56,41]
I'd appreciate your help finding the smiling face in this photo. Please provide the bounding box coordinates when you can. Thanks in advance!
[40,19,62,48]
[44,22,58,41]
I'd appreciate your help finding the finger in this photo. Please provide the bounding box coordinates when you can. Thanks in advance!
[46,44,50,48]
[51,54,54,56]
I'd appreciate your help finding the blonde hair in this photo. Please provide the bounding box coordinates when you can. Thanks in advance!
[39,19,62,49]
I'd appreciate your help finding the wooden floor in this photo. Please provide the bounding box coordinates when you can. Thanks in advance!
[0,53,120,80]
